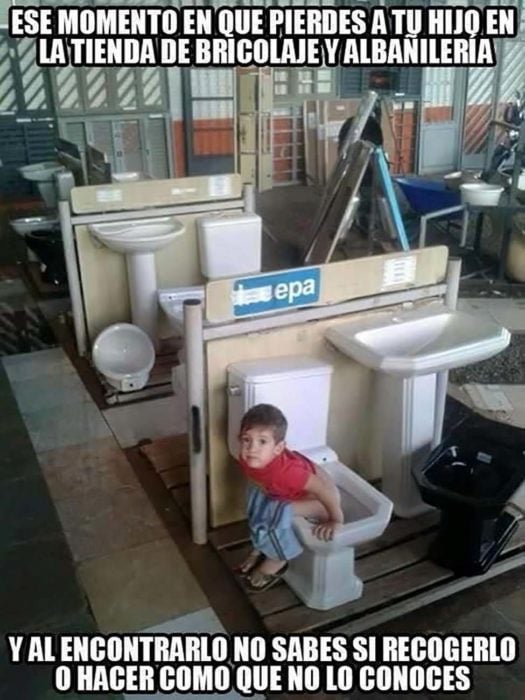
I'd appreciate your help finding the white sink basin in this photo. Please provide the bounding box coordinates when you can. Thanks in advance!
[89,217,184,254]
[326,305,510,377]
[19,161,65,183]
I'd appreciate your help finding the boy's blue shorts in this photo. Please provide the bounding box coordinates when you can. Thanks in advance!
[246,485,303,561]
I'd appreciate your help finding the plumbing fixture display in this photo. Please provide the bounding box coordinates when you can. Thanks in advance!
[326,305,510,517]
[158,213,262,336]
[89,217,185,342]
[18,161,65,208]
[227,356,393,610]
[414,419,525,575]
[92,323,155,393]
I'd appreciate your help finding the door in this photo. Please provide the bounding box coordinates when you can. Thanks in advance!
[182,68,235,176]
[418,66,465,174]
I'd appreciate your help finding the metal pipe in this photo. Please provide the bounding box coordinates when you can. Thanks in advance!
[460,206,470,247]
[244,184,255,214]
[59,200,88,356]
[432,258,462,448]
[418,204,464,248]
[184,298,207,545]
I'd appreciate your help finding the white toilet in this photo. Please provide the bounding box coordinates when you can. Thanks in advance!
[92,323,155,392]
[227,356,393,611]
[158,212,262,335]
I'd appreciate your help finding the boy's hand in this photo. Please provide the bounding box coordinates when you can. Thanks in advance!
[312,506,343,541]
[313,520,340,541]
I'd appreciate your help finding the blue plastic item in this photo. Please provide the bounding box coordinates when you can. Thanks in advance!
[395,177,461,215]
[376,150,409,251]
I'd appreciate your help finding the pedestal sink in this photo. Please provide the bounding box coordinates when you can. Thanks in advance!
[89,217,185,342]
[326,304,511,517]
[19,162,65,208]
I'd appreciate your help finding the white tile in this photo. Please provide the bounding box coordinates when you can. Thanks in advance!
[126,609,261,700]
[458,298,525,333]
[1,347,76,382]
[10,372,91,414]
[448,383,525,429]
[457,298,495,319]
[138,607,227,636]
[24,402,112,452]
[103,394,187,448]
[485,300,525,333]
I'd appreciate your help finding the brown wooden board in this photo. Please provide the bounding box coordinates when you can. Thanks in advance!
[141,434,524,636]
[211,513,525,635]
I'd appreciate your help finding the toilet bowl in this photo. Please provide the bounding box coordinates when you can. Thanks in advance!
[25,230,67,287]
[92,323,155,392]
[158,213,262,336]
[10,215,61,264]
[227,355,393,610]
[159,286,206,336]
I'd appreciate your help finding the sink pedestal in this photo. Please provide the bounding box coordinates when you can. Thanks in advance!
[126,253,158,343]
[375,373,437,518]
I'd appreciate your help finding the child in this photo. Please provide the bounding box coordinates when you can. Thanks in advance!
[236,403,344,592]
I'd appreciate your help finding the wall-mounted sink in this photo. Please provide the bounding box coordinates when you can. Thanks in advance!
[89,217,185,343]
[326,306,511,377]
[326,304,511,518]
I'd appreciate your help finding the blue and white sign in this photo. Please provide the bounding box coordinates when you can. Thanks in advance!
[232,267,321,317]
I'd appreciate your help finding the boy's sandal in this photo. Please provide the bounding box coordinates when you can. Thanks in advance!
[246,563,289,593]
[234,551,264,576]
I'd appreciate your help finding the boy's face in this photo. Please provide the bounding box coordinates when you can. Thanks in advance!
[239,426,285,469]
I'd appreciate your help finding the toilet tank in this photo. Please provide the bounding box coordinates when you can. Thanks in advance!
[227,356,333,458]
[197,213,262,279]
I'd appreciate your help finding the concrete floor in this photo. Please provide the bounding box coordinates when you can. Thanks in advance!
[1,186,524,699]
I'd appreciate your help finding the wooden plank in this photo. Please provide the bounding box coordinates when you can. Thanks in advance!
[158,465,189,489]
[251,531,436,619]
[356,510,439,558]
[209,509,437,555]
[331,551,525,636]
[139,435,189,473]
[263,523,525,634]
[171,484,191,521]
[263,559,453,634]
[357,532,435,581]
[209,521,250,549]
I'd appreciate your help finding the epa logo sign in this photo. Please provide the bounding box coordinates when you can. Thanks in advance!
[232,268,321,317]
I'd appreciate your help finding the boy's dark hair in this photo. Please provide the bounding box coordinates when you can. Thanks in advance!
[240,404,288,443]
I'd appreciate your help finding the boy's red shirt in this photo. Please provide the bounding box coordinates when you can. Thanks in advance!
[239,448,316,500]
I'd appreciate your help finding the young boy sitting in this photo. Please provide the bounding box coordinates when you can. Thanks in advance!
[236,403,344,592]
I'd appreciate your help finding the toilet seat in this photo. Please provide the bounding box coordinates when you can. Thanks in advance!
[92,323,155,392]
[292,459,393,552]
[158,286,205,334]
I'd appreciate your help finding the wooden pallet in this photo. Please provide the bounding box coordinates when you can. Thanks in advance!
[140,435,525,635]
[210,514,525,635]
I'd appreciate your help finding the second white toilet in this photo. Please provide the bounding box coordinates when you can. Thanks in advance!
[159,212,262,335]
[227,355,393,610]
